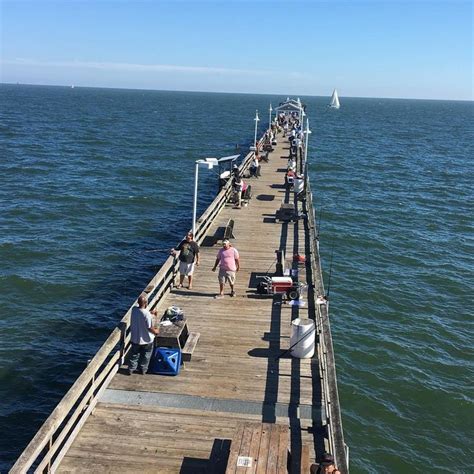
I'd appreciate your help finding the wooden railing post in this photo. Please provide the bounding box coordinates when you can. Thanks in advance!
[119,321,127,365]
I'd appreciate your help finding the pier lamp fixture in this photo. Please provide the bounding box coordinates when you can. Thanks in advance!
[251,110,260,151]
[193,157,218,236]
[303,119,312,167]
[268,104,273,131]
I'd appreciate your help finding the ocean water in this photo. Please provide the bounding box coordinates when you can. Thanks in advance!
[0,85,472,472]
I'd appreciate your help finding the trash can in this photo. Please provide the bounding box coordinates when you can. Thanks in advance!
[290,318,315,358]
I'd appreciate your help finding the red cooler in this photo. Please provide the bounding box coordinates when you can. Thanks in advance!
[271,277,293,294]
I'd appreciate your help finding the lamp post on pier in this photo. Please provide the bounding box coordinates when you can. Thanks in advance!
[303,118,312,172]
[252,110,259,150]
[268,104,273,131]
[192,158,218,236]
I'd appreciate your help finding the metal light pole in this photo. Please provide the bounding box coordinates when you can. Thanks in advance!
[253,110,260,150]
[304,118,312,167]
[297,98,302,127]
[192,158,218,236]
[268,104,273,131]
[298,110,306,171]
[192,161,200,236]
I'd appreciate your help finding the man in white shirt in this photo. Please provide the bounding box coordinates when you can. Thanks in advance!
[127,294,160,375]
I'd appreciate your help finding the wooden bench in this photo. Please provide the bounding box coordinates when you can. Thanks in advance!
[225,422,289,473]
[154,318,189,350]
[212,219,236,246]
[223,218,236,240]
[275,203,295,222]
[181,331,200,362]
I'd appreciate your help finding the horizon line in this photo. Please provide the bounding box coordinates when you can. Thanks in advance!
[1,81,472,103]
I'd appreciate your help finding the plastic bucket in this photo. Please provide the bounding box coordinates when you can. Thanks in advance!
[294,178,304,194]
[290,318,315,358]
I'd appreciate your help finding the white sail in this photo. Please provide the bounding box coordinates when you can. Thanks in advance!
[329,89,340,109]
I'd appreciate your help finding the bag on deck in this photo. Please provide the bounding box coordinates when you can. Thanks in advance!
[162,306,185,322]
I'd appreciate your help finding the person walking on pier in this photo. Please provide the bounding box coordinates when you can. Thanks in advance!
[212,239,240,298]
[127,294,160,375]
[171,232,200,289]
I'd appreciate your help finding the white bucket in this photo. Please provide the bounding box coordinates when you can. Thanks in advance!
[290,318,315,358]
[294,178,304,194]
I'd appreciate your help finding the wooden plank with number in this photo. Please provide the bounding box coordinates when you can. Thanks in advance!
[226,422,288,474]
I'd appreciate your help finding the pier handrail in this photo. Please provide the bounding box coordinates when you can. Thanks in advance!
[305,176,348,473]
[10,146,258,473]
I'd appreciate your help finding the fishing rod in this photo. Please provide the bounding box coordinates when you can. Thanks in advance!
[129,248,169,255]
[277,267,335,362]
[276,244,336,362]
[325,241,335,300]
[141,244,192,254]
[274,325,316,360]
[316,204,323,240]
[255,257,278,281]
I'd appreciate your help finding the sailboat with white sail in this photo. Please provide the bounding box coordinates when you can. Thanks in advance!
[329,88,340,109]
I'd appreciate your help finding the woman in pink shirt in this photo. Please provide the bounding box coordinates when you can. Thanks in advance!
[212,239,240,298]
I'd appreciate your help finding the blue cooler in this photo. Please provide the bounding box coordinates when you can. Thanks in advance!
[148,347,181,376]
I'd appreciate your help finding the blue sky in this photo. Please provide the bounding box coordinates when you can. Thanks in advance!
[1,0,472,100]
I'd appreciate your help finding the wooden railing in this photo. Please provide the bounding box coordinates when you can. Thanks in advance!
[304,172,348,473]
[10,145,258,474]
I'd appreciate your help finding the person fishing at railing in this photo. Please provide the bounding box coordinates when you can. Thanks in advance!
[285,168,299,189]
[249,155,260,178]
[287,156,296,172]
[171,231,200,290]
[232,173,248,209]
[127,294,160,376]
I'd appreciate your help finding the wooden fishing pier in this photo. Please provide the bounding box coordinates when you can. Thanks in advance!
[11,101,347,473]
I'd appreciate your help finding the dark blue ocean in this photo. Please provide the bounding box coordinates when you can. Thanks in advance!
[0,85,472,472]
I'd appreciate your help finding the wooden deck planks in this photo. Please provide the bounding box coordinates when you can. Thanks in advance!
[58,136,319,473]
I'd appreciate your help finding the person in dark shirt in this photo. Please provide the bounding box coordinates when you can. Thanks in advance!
[310,452,341,474]
[171,232,200,289]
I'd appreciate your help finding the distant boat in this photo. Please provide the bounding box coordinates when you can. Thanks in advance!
[71,85,75,89]
[329,89,340,109]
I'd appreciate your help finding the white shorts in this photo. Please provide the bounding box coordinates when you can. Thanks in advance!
[218,269,236,285]
[179,261,195,276]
